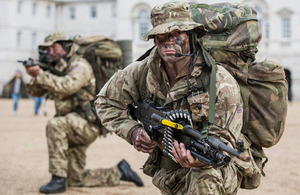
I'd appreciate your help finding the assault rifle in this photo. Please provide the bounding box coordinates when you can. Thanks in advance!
[130,99,250,168]
[18,50,53,70]
[17,58,37,67]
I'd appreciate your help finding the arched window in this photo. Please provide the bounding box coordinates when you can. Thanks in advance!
[138,9,149,39]
[282,17,291,38]
[278,8,293,39]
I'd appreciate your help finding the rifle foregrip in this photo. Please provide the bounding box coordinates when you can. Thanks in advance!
[207,137,250,162]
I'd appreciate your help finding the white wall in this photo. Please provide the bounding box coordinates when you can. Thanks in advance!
[0,0,300,100]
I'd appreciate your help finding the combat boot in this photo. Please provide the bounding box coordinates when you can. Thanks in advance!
[39,175,66,194]
[117,159,144,187]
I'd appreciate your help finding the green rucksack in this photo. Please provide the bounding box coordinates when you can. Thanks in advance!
[74,35,123,94]
[73,35,123,137]
[191,2,288,189]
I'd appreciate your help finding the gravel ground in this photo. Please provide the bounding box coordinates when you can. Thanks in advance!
[0,99,299,195]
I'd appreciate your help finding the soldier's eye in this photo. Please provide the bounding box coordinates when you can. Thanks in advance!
[173,31,181,36]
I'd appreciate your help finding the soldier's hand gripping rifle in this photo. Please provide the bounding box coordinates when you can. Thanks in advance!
[17,58,37,67]
[130,99,250,168]
[18,50,53,71]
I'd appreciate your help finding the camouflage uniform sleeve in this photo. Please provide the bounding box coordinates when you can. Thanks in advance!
[34,58,93,97]
[95,60,146,143]
[210,65,243,148]
[27,78,48,97]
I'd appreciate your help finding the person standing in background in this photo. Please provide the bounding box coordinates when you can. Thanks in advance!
[33,96,44,116]
[11,70,26,116]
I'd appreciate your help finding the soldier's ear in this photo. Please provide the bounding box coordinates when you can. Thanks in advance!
[154,38,157,46]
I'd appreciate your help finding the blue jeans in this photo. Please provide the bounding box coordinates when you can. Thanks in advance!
[12,93,20,112]
[33,97,43,115]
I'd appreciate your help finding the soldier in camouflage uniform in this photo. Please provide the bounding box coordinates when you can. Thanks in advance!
[95,1,254,195]
[25,32,143,194]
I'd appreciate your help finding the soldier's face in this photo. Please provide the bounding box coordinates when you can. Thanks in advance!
[154,30,190,63]
[47,43,67,62]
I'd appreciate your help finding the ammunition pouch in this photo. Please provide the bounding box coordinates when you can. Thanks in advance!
[75,100,98,123]
[234,134,262,189]
[143,147,181,177]
[239,156,262,189]
[75,100,111,137]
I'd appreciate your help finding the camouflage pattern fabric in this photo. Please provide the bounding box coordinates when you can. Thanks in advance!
[143,1,207,41]
[191,2,288,149]
[47,112,120,186]
[191,2,262,61]
[153,162,241,195]
[27,42,121,186]
[190,2,288,189]
[247,60,288,148]
[27,44,95,116]
[95,47,251,194]
[74,35,122,60]
[74,35,123,94]
[39,32,72,50]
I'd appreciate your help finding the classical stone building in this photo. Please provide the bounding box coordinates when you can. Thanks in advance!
[0,0,299,99]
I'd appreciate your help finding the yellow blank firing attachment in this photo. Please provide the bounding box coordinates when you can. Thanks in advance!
[161,119,183,130]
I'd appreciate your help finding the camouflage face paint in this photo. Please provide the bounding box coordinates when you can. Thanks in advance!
[47,43,67,63]
[155,30,191,63]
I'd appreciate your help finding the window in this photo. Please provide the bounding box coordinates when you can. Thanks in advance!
[254,5,271,41]
[255,6,263,28]
[138,9,149,39]
[32,32,37,49]
[17,1,22,14]
[278,8,293,39]
[46,5,51,17]
[91,6,97,18]
[265,19,270,39]
[282,17,291,38]
[32,3,37,16]
[70,7,75,19]
[111,4,117,18]
[17,31,22,49]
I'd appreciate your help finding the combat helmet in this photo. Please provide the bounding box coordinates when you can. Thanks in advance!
[39,32,72,50]
[143,1,207,41]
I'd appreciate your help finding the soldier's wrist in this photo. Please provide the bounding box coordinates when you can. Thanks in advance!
[128,125,142,145]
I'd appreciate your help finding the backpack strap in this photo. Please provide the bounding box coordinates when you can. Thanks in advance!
[138,63,150,99]
[137,45,217,140]
[136,46,155,62]
[199,45,217,139]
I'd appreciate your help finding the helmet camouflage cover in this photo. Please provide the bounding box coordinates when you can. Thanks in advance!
[39,32,72,49]
[143,1,207,41]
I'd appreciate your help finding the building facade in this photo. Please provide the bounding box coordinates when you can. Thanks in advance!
[0,0,299,99]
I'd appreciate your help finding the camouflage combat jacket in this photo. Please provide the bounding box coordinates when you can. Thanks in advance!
[27,43,95,116]
[96,47,244,151]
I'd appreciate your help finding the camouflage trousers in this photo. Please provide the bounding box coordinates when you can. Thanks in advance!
[46,112,121,187]
[152,162,241,195]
